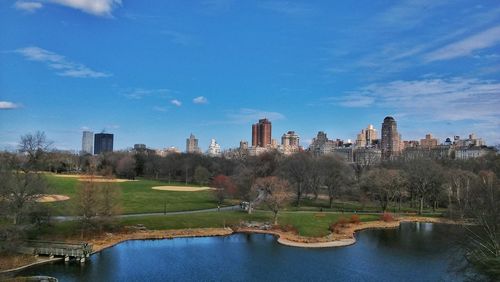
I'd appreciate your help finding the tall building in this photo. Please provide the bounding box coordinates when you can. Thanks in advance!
[355,125,378,148]
[366,124,377,145]
[420,134,438,149]
[186,134,200,153]
[381,116,400,160]
[251,118,272,147]
[94,133,114,155]
[207,139,221,157]
[239,140,248,150]
[81,131,93,155]
[281,131,300,147]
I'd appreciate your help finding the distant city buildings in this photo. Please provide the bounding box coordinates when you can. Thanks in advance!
[207,139,221,157]
[94,133,114,155]
[420,134,438,149]
[134,144,147,151]
[280,131,301,155]
[252,118,272,148]
[186,134,201,153]
[156,147,181,157]
[77,116,494,161]
[81,131,93,155]
[381,116,401,160]
[355,125,378,148]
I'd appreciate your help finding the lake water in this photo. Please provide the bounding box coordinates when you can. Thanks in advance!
[17,222,474,281]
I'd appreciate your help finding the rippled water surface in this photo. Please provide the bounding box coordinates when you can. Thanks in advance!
[18,222,473,281]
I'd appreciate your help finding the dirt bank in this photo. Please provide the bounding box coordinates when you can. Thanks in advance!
[237,216,459,248]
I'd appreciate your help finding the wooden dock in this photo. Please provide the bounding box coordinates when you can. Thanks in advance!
[19,241,93,263]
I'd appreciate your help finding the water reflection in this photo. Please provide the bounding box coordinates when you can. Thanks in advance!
[18,223,472,282]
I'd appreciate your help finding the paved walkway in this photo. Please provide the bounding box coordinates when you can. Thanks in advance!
[53,205,241,222]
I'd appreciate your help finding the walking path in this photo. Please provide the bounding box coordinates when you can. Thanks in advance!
[52,205,241,222]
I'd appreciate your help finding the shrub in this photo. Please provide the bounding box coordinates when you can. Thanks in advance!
[280,224,298,233]
[350,214,360,224]
[380,212,394,222]
[329,217,350,234]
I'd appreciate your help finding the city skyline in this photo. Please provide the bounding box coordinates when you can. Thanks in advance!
[1,1,500,151]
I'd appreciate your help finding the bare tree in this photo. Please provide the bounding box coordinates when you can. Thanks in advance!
[75,177,100,238]
[280,152,311,207]
[461,170,500,280]
[18,131,52,171]
[361,168,405,212]
[0,170,48,225]
[194,166,211,185]
[116,155,137,179]
[318,156,353,209]
[404,160,444,215]
[251,176,290,224]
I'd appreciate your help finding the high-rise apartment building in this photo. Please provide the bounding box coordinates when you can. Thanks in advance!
[207,139,221,157]
[94,133,114,155]
[355,125,378,148]
[186,134,200,153]
[381,116,400,160]
[251,118,272,147]
[281,131,300,147]
[420,134,438,149]
[81,131,93,155]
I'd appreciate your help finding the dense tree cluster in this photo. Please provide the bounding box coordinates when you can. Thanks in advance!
[0,131,499,278]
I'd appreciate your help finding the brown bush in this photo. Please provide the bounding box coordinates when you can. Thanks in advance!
[329,217,350,234]
[380,212,394,222]
[350,214,360,224]
[280,224,298,233]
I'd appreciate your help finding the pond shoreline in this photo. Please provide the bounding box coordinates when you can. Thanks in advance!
[1,216,460,275]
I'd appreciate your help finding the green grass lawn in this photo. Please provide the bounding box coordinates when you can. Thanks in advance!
[44,174,220,215]
[278,212,379,237]
[285,198,446,214]
[42,210,380,239]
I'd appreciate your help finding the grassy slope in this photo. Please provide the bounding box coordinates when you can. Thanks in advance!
[44,175,219,215]
[44,211,379,238]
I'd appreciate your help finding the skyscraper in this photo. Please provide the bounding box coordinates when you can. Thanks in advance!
[207,139,221,157]
[81,131,93,155]
[94,133,114,155]
[251,118,272,147]
[281,131,300,147]
[186,134,200,153]
[381,116,400,160]
[355,124,378,148]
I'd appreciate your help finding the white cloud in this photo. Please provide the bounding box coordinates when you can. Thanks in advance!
[171,99,182,107]
[153,106,167,112]
[48,0,121,17]
[337,77,500,123]
[0,101,21,110]
[14,1,43,12]
[124,88,171,99]
[15,46,110,78]
[425,26,500,62]
[193,96,208,104]
[226,108,285,124]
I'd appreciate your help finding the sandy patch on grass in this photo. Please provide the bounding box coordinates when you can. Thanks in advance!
[78,178,136,183]
[152,186,215,192]
[36,194,70,203]
[51,174,82,178]
[51,174,135,183]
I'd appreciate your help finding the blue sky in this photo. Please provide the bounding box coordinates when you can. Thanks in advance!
[1,0,500,151]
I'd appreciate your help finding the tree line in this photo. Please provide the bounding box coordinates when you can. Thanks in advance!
[0,131,499,278]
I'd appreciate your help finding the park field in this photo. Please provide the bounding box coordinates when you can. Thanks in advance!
[41,211,380,238]
[44,174,223,215]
